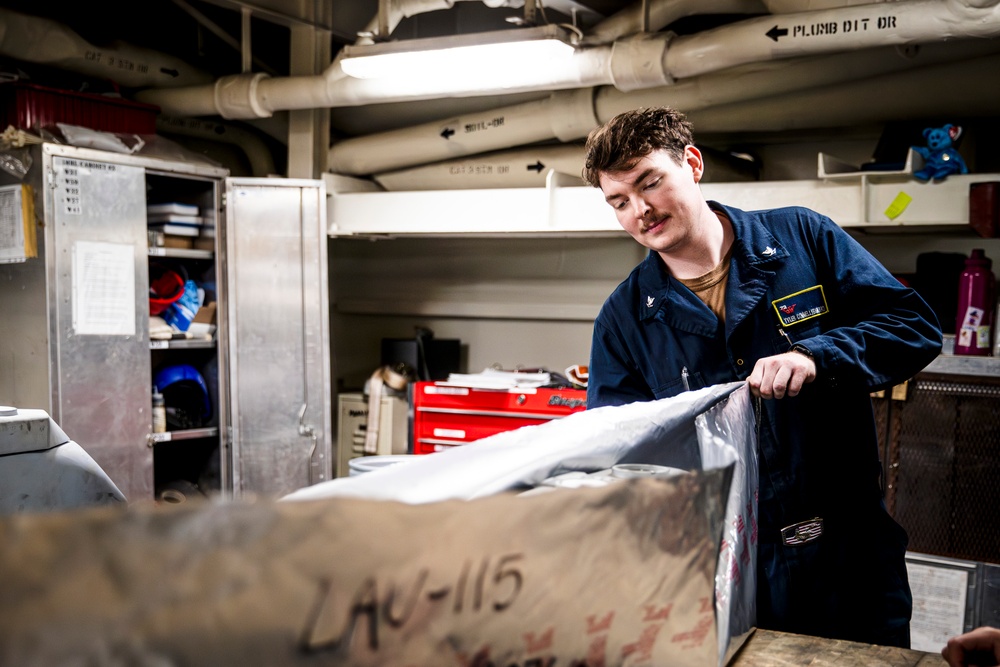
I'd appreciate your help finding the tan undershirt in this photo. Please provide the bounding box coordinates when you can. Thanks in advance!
[677,245,734,323]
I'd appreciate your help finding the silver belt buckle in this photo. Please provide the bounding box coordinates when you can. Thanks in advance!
[781,517,824,546]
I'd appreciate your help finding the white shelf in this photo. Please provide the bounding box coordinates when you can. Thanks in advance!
[149,338,215,350]
[817,148,919,181]
[326,167,999,238]
[148,247,214,260]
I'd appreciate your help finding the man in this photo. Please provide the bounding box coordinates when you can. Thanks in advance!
[943,627,1000,666]
[583,107,942,647]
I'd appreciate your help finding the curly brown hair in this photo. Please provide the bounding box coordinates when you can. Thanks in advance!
[582,107,695,187]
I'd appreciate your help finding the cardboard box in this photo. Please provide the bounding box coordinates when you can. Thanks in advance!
[0,384,758,667]
[162,234,194,249]
[193,301,217,325]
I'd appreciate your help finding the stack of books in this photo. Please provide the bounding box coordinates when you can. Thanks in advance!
[148,202,202,235]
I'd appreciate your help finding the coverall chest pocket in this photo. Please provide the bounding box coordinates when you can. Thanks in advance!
[651,370,706,399]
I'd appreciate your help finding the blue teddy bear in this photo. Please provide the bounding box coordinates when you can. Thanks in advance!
[912,124,968,182]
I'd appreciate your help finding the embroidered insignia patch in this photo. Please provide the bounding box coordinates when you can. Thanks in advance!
[772,285,828,326]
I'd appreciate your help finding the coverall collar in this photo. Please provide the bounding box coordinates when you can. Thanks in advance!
[635,201,789,334]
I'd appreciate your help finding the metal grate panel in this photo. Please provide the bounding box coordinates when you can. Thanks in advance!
[890,376,1000,565]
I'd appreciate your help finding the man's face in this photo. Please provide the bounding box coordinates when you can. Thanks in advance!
[597,146,705,255]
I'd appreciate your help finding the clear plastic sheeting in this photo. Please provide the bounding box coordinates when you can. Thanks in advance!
[283,381,753,506]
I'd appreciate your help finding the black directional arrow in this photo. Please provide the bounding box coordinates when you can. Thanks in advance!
[527,161,545,173]
[160,67,180,77]
[766,25,788,42]
[440,127,455,140]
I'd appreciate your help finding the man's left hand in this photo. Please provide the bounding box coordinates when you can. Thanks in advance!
[747,350,817,399]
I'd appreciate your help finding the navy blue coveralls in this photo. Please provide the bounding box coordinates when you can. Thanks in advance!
[588,202,942,647]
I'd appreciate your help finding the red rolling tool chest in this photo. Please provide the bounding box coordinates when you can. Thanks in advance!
[412,380,587,454]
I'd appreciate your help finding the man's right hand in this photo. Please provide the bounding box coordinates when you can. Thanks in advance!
[746,350,816,399]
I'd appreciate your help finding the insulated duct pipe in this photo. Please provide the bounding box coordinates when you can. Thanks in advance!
[328,39,1000,175]
[663,0,1000,80]
[135,0,1000,120]
[0,7,212,89]
[583,0,768,44]
[135,44,619,117]
[372,49,1000,191]
[685,50,1000,133]
[330,86,598,175]
[373,143,587,190]
[371,141,759,189]
[155,116,277,176]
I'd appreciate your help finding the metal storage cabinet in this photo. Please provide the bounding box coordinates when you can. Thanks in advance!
[0,143,331,501]
[224,177,332,496]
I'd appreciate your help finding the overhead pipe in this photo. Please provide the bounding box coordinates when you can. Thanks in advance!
[685,50,1000,133]
[369,51,1000,191]
[330,86,597,174]
[371,140,759,190]
[0,7,213,89]
[663,0,1000,80]
[583,0,768,44]
[135,43,618,117]
[328,39,1000,175]
[155,116,277,176]
[373,143,587,190]
[135,0,1000,121]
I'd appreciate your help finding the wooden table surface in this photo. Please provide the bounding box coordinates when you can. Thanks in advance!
[731,629,948,666]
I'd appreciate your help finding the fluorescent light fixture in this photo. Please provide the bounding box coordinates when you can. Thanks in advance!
[339,24,578,85]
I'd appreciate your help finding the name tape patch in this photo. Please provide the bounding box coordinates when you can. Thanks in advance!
[771,285,828,327]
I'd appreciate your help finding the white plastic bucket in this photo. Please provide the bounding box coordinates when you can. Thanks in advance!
[348,454,417,477]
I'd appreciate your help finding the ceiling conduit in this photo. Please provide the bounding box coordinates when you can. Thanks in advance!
[129,0,760,119]
[662,0,1000,80]
[155,116,278,176]
[328,39,1000,175]
[583,0,768,44]
[135,0,1000,121]
[685,50,1000,133]
[0,7,212,89]
[374,143,587,190]
[372,49,1000,190]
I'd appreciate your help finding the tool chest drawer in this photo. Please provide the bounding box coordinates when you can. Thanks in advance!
[412,381,586,454]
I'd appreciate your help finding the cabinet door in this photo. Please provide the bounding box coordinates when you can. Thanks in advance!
[47,155,152,501]
[224,178,331,497]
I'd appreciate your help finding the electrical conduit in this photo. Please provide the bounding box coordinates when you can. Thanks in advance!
[0,7,212,89]
[134,0,1000,125]
[329,39,1000,175]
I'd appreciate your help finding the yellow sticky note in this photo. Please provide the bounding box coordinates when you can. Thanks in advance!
[884,192,913,220]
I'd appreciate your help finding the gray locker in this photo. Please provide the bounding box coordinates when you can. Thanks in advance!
[0,143,331,502]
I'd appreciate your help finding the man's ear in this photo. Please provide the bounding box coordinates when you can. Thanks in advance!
[685,145,705,183]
